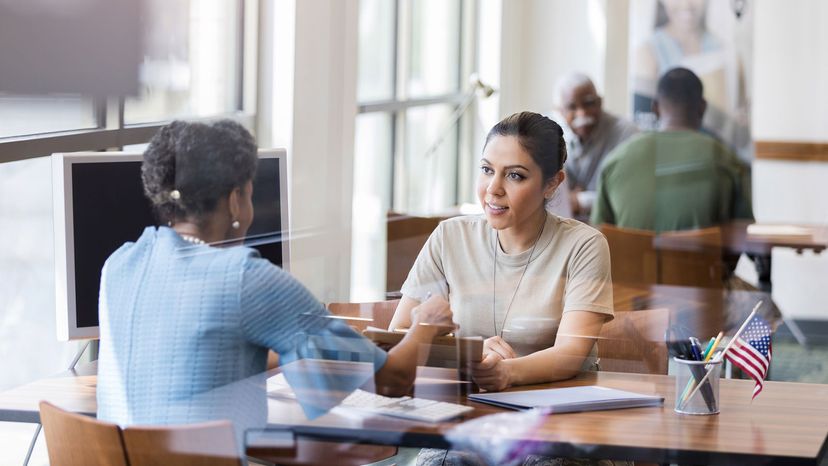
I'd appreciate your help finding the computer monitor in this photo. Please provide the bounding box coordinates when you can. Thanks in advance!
[52,149,289,341]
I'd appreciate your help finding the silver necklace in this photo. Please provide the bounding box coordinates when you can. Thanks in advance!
[492,216,546,337]
[180,234,206,245]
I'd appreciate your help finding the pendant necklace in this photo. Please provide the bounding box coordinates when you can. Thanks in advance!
[492,215,546,337]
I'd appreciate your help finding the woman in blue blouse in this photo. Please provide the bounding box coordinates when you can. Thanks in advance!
[96,120,453,427]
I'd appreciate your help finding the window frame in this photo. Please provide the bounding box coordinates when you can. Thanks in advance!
[356,0,478,212]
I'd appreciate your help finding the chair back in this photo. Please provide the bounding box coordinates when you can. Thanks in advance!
[600,224,658,285]
[597,308,670,375]
[327,300,400,332]
[602,224,725,288]
[122,420,242,466]
[386,213,443,293]
[39,401,129,466]
[655,226,724,288]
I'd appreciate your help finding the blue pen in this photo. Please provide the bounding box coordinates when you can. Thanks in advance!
[689,337,703,361]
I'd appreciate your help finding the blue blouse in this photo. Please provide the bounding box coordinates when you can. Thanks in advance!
[97,226,386,427]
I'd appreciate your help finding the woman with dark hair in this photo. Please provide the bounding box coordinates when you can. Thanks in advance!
[96,119,453,427]
[389,112,614,392]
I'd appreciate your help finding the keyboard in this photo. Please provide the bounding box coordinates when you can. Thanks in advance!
[340,389,473,423]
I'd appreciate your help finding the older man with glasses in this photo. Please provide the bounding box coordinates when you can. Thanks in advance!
[553,72,638,217]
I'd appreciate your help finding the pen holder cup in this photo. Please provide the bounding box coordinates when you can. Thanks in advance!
[674,357,722,415]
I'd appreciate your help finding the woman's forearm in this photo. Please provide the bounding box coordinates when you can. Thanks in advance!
[503,311,608,387]
[373,324,439,396]
[504,345,591,386]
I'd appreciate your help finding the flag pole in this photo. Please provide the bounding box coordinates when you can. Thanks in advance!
[677,300,763,411]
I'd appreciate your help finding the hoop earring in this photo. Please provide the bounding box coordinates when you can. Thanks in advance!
[231,220,240,230]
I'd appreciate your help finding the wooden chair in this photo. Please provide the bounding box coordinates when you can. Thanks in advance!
[122,420,242,466]
[386,212,443,293]
[326,299,400,332]
[597,308,670,375]
[39,401,129,466]
[602,224,725,289]
[655,226,724,288]
[599,224,658,285]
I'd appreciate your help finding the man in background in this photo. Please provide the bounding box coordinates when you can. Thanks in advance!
[554,72,638,217]
[591,67,752,232]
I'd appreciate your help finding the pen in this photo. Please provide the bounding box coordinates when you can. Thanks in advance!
[689,337,703,361]
[704,331,724,362]
[684,336,716,410]
[704,332,724,362]
[701,337,715,360]
[679,332,724,409]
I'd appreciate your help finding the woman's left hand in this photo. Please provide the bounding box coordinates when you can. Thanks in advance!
[471,352,513,392]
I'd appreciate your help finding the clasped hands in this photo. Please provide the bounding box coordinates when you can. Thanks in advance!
[470,335,515,392]
[411,299,514,392]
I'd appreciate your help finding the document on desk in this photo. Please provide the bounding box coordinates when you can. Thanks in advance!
[468,386,663,413]
[746,223,814,238]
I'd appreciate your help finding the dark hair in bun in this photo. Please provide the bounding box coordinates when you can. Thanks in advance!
[141,119,257,224]
[484,111,567,182]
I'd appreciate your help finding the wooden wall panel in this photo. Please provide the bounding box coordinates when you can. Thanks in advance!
[755,141,828,162]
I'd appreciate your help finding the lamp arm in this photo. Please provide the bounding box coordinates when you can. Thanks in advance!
[423,89,478,159]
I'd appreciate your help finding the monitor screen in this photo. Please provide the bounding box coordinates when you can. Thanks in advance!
[53,150,289,340]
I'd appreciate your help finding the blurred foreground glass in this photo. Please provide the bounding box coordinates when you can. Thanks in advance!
[0,94,97,138]
[124,0,242,124]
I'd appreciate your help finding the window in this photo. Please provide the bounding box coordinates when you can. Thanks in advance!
[0,94,97,139]
[351,0,476,300]
[354,0,473,214]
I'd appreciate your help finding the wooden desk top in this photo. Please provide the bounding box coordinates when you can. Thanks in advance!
[2,363,827,465]
[267,366,828,465]
[723,220,827,256]
[0,362,97,423]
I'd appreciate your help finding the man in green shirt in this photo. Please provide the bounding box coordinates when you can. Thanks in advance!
[591,67,752,233]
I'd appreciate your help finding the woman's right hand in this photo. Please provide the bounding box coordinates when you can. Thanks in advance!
[482,335,517,361]
[410,295,455,337]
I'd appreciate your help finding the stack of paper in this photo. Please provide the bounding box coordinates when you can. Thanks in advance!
[746,224,814,238]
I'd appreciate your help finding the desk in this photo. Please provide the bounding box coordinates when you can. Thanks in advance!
[722,220,827,257]
[2,362,827,465]
[723,220,827,303]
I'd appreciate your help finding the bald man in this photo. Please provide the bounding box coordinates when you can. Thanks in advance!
[591,67,752,232]
[554,73,638,216]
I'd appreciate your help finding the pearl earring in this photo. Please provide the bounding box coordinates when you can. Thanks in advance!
[232,220,240,229]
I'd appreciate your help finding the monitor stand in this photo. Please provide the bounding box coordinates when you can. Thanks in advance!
[68,339,96,371]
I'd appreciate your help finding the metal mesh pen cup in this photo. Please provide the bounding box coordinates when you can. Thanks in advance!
[674,357,722,415]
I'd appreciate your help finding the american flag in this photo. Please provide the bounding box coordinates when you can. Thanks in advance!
[725,315,772,399]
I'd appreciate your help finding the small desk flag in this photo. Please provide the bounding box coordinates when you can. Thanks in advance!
[725,315,772,399]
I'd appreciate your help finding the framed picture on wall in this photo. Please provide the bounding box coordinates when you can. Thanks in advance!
[629,0,754,162]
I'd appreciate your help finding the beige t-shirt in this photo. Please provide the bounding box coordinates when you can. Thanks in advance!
[401,214,613,357]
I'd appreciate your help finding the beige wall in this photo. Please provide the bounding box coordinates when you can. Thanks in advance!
[751,0,828,320]
[498,0,618,118]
